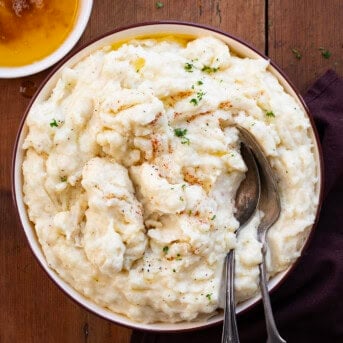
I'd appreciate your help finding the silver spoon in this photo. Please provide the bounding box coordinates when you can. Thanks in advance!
[238,126,286,343]
[221,142,260,343]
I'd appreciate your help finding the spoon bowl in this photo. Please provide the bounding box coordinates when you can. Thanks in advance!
[234,144,261,225]
[238,126,285,343]
[238,127,281,232]
[221,141,260,343]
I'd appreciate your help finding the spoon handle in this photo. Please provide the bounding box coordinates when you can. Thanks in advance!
[259,242,286,343]
[221,251,240,343]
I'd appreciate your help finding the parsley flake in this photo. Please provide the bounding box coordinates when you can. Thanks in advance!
[50,119,58,128]
[182,184,186,190]
[174,128,187,137]
[155,1,164,9]
[291,48,302,60]
[190,98,198,106]
[60,176,67,182]
[197,90,205,101]
[184,62,194,72]
[206,293,212,301]
[319,47,331,59]
[197,80,203,85]
[173,268,176,272]
[266,111,275,118]
[211,215,216,220]
[201,65,219,73]
[181,137,190,145]
[190,91,205,106]
[174,128,190,145]
[163,246,169,253]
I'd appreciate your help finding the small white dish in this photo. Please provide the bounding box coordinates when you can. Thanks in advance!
[0,0,93,79]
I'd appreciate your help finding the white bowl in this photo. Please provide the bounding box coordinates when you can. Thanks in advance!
[12,22,323,332]
[0,0,93,79]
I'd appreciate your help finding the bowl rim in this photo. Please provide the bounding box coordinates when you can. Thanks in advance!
[11,20,324,333]
[0,0,93,79]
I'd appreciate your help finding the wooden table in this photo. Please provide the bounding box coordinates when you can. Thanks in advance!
[1,1,342,342]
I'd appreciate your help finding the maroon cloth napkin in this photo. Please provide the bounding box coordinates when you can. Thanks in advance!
[131,70,343,343]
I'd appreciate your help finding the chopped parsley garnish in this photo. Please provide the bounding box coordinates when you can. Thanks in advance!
[190,90,206,106]
[197,80,203,85]
[211,215,216,220]
[197,90,205,101]
[174,128,190,145]
[50,119,58,128]
[182,184,186,190]
[181,137,190,145]
[163,246,169,253]
[188,210,192,215]
[176,253,182,261]
[60,176,67,182]
[179,196,184,201]
[266,111,275,118]
[319,47,331,59]
[201,65,219,73]
[291,48,302,60]
[206,293,212,301]
[174,128,187,137]
[322,51,331,59]
[155,1,164,9]
[190,98,198,106]
[184,62,194,72]
[173,268,176,272]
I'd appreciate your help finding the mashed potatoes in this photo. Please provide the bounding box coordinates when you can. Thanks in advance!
[22,36,318,323]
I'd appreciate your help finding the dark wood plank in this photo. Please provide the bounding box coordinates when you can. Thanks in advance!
[268,0,343,92]
[80,0,266,51]
[0,1,265,342]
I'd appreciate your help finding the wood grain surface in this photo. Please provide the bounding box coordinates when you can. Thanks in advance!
[0,1,341,342]
[268,0,343,91]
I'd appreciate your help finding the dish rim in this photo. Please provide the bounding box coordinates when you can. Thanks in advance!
[11,20,324,332]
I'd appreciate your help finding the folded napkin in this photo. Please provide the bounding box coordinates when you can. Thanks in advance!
[131,70,343,343]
